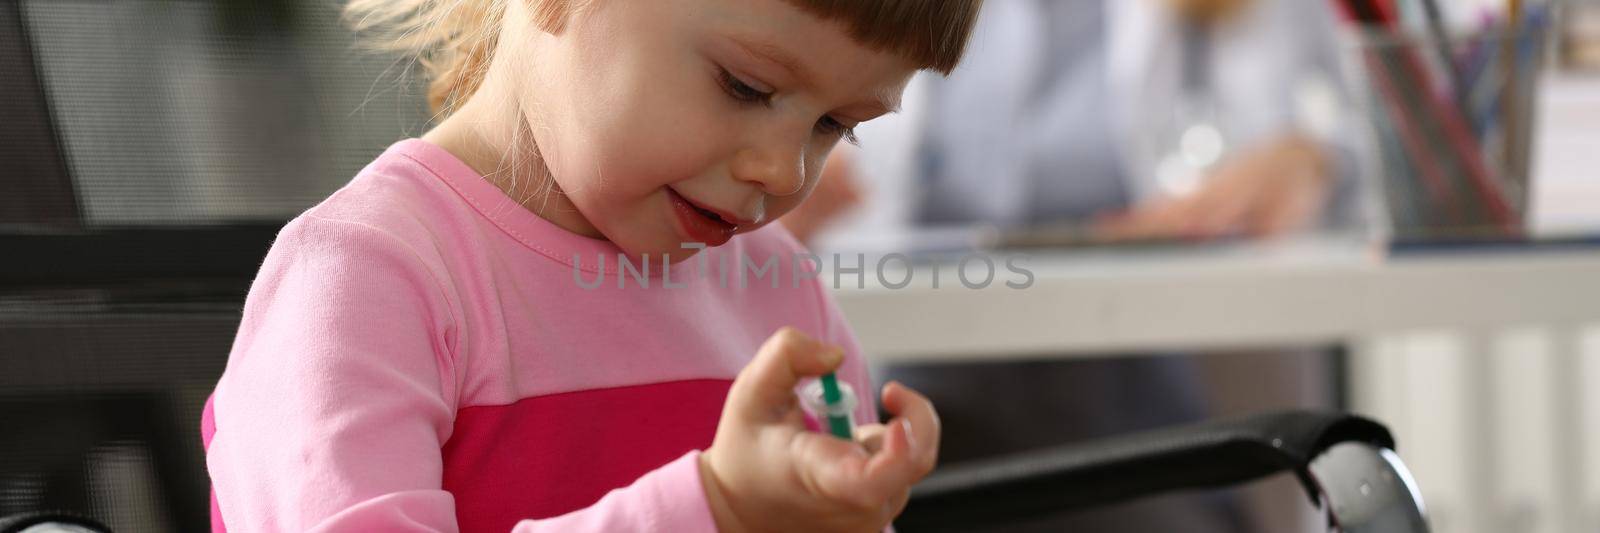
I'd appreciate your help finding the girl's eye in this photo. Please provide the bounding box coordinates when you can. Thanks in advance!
[715,66,858,145]
[816,116,860,146]
[717,69,772,105]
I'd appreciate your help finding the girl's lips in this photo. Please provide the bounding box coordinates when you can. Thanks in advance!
[667,188,738,246]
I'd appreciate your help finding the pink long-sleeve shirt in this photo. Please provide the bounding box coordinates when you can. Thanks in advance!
[201,139,877,532]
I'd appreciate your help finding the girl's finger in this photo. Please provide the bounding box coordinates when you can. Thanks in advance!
[726,327,843,423]
[858,415,919,498]
[879,382,941,476]
[810,408,926,511]
[788,429,881,510]
[887,488,912,521]
[854,423,888,454]
[848,381,941,501]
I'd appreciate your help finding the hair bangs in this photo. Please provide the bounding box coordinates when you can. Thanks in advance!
[783,0,982,74]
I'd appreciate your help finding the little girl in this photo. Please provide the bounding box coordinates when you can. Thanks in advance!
[201,0,980,531]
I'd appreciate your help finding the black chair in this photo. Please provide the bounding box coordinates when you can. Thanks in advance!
[0,512,108,531]
[0,511,110,533]
[0,283,245,531]
[898,410,1429,532]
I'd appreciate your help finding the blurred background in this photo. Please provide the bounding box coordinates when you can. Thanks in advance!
[1,0,1598,532]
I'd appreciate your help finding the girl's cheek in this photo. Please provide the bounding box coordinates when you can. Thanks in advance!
[765,194,808,223]
[606,137,713,193]
[630,117,729,182]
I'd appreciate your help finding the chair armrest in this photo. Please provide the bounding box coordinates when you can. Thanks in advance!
[898,410,1395,531]
[0,511,109,533]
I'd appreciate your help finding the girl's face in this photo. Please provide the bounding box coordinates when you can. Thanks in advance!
[500,0,918,262]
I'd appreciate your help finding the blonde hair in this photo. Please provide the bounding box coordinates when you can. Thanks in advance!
[344,0,981,118]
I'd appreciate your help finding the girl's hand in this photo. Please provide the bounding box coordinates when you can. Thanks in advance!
[700,327,940,533]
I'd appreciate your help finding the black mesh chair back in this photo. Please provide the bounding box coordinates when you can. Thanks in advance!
[1,1,427,530]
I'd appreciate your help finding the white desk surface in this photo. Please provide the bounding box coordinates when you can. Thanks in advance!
[830,238,1600,363]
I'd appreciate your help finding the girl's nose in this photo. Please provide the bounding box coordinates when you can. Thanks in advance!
[730,143,806,197]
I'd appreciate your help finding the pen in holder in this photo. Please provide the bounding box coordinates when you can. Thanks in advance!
[1342,10,1552,244]
[801,374,858,440]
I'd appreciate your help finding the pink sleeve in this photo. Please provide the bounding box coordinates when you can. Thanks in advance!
[207,214,464,531]
[207,215,717,532]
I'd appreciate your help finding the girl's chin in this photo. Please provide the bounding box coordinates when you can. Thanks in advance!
[644,246,703,265]
[610,241,711,265]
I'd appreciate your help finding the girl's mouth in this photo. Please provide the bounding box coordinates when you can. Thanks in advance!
[667,187,738,247]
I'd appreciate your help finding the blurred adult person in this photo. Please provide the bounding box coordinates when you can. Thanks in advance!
[787,0,1356,246]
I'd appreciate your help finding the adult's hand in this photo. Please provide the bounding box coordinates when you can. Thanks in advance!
[1093,134,1333,241]
[782,147,864,246]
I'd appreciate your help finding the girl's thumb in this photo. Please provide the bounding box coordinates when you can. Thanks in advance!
[728,327,844,420]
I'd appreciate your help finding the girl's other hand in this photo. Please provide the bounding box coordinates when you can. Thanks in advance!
[700,327,940,533]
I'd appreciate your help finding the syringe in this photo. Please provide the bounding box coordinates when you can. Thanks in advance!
[802,372,857,440]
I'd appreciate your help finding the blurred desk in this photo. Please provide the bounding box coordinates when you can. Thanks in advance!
[831,239,1600,363]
